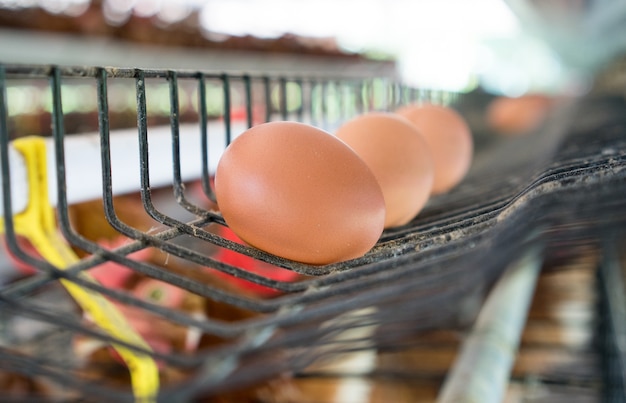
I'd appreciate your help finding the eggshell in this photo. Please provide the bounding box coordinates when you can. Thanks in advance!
[215,121,385,265]
[396,104,473,195]
[335,112,434,228]
[486,94,553,135]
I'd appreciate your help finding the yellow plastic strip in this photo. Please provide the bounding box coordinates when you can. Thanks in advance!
[1,137,159,402]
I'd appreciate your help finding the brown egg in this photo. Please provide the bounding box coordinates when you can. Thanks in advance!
[335,112,434,228]
[215,121,385,265]
[396,104,473,195]
[486,94,553,136]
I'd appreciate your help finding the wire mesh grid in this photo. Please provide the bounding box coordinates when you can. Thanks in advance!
[0,63,624,402]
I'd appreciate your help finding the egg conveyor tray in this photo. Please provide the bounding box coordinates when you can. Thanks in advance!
[0,64,625,401]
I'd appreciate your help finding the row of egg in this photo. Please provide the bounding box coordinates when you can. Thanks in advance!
[214,104,473,266]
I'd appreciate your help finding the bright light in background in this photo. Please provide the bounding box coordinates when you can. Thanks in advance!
[0,0,580,94]
[382,0,521,91]
[198,0,574,93]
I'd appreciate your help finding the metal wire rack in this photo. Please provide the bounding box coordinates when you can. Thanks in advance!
[0,63,625,402]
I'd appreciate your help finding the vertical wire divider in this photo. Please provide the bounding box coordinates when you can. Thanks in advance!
[331,80,339,122]
[54,68,108,257]
[388,79,397,110]
[358,79,365,113]
[349,81,357,118]
[367,80,374,112]
[279,77,288,121]
[135,68,151,211]
[436,243,544,403]
[396,82,403,107]
[242,74,253,129]
[366,78,376,112]
[386,80,392,110]
[295,78,304,123]
[97,66,115,222]
[309,79,317,128]
[340,80,346,121]
[263,76,271,123]
[320,80,328,130]
[384,79,391,110]
[221,73,232,145]
[327,80,335,128]
[355,81,365,115]
[97,69,155,246]
[404,84,412,105]
[167,70,205,217]
[370,78,378,111]
[387,80,395,111]
[355,80,363,117]
[134,69,170,227]
[168,70,184,205]
[341,81,349,120]
[397,82,406,109]
[197,73,218,206]
[335,80,344,125]
[394,81,401,105]
[375,78,384,110]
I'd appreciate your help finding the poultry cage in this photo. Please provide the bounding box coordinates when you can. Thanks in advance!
[0,56,625,403]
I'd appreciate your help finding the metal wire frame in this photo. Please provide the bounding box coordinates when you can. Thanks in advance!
[0,63,625,400]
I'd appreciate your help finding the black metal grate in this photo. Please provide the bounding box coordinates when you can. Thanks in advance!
[0,63,625,401]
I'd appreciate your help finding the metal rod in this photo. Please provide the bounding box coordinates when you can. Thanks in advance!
[243,74,253,129]
[309,79,318,127]
[599,239,626,400]
[437,244,543,403]
[263,76,271,123]
[221,73,232,145]
[279,77,288,120]
[197,72,216,203]
[295,78,304,122]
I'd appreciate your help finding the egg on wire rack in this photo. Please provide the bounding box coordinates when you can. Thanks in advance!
[215,121,386,265]
[335,112,435,228]
[396,103,473,195]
